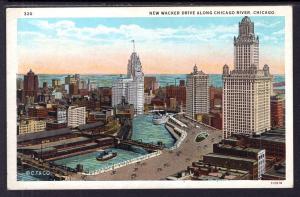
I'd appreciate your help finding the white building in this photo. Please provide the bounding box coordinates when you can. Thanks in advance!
[79,80,87,89]
[67,106,86,128]
[52,90,62,100]
[186,65,209,119]
[112,41,144,115]
[222,16,272,138]
[57,107,67,123]
[257,149,266,180]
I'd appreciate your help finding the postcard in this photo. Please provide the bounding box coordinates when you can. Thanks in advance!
[6,6,293,189]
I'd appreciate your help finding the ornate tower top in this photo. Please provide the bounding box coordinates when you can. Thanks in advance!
[193,64,198,74]
[238,16,255,37]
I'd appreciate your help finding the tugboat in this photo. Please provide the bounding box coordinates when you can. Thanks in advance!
[96,150,117,161]
[152,112,169,125]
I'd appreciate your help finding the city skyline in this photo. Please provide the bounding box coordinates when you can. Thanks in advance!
[17,16,285,75]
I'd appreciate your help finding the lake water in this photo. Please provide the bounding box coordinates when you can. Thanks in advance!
[17,74,285,88]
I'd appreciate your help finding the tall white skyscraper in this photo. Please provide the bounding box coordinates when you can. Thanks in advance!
[186,64,209,119]
[112,40,144,115]
[222,16,272,139]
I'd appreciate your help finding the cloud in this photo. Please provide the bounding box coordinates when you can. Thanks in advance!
[272,29,284,36]
[255,21,281,28]
[25,20,239,46]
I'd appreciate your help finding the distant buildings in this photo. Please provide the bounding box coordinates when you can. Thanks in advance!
[166,83,186,108]
[67,106,86,128]
[65,75,77,85]
[24,69,39,99]
[17,78,24,89]
[112,41,144,115]
[222,16,272,138]
[52,79,61,88]
[186,64,209,119]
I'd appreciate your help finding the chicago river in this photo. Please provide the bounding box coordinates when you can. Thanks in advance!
[69,114,222,180]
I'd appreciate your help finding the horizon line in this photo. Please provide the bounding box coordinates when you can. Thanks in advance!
[16,72,286,75]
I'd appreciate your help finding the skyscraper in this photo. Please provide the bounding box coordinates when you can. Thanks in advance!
[112,40,144,115]
[222,16,272,138]
[186,64,209,119]
[24,69,39,98]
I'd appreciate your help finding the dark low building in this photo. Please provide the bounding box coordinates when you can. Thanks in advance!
[262,162,285,180]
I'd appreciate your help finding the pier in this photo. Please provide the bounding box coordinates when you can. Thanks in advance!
[69,114,222,180]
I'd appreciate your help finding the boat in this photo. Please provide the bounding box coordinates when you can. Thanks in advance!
[96,150,117,161]
[152,112,169,125]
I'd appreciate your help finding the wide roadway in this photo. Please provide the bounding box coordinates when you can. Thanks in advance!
[70,114,222,180]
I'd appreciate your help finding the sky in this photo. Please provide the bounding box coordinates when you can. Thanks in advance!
[17,16,285,74]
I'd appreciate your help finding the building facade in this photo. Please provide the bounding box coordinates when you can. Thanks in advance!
[112,42,144,115]
[57,107,67,123]
[186,65,209,119]
[52,79,61,88]
[166,85,186,107]
[24,69,39,98]
[67,106,86,128]
[222,16,272,138]
[18,119,46,135]
[271,95,285,128]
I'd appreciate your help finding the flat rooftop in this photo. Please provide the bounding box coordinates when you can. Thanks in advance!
[205,153,257,164]
[17,127,73,143]
[251,129,285,143]
[18,136,91,150]
[217,143,262,154]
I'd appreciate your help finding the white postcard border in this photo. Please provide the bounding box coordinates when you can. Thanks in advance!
[6,6,293,189]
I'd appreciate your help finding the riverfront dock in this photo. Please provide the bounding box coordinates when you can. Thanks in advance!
[70,114,222,180]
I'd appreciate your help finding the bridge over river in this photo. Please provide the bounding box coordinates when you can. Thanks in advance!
[118,139,164,151]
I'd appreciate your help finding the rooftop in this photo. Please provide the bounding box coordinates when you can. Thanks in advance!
[17,127,73,143]
[263,162,286,179]
[251,128,285,143]
[77,121,105,131]
[205,153,257,164]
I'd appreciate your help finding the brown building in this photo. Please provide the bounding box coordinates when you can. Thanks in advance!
[98,87,112,106]
[166,85,186,107]
[72,97,101,111]
[144,76,157,91]
[246,129,285,161]
[271,95,285,128]
[188,161,250,180]
[46,122,67,130]
[69,83,79,95]
[202,139,266,180]
[24,69,39,98]
[179,80,185,86]
[203,153,259,179]
[28,106,48,118]
[197,112,222,130]
[79,89,89,96]
[209,86,222,110]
